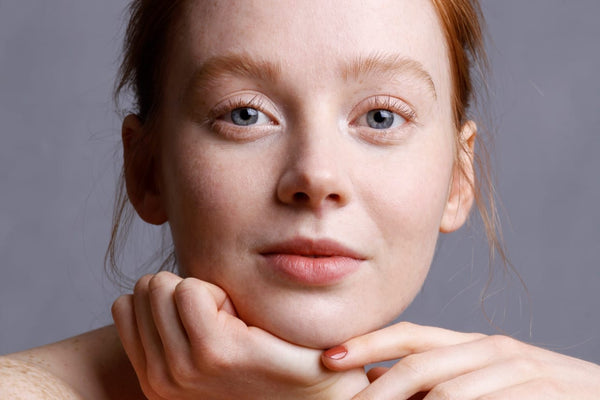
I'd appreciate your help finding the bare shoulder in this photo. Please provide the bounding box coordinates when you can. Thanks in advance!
[1,325,144,400]
[0,356,83,399]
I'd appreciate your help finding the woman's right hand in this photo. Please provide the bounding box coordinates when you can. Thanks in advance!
[112,271,368,400]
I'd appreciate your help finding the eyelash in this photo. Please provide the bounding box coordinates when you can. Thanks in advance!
[208,96,272,123]
[349,95,417,144]
[205,94,416,142]
[353,95,416,125]
[207,95,278,140]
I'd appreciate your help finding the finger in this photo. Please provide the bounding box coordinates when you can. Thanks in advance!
[197,279,238,316]
[366,366,388,382]
[112,294,147,374]
[173,278,357,385]
[173,278,303,365]
[245,326,333,383]
[465,378,560,400]
[133,275,169,375]
[148,272,191,364]
[323,321,484,371]
[352,336,536,400]
[424,358,544,399]
[172,278,235,346]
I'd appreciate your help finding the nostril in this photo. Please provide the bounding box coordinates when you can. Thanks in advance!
[293,192,310,202]
[327,193,341,202]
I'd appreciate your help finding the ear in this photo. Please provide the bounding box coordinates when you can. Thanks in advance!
[122,114,168,225]
[440,120,477,233]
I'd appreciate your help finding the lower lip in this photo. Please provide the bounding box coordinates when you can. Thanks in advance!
[261,254,362,285]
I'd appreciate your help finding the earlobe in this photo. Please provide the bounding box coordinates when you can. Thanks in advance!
[440,121,476,233]
[122,114,168,225]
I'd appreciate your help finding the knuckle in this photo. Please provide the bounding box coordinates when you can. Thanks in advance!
[134,274,154,293]
[148,271,177,293]
[398,354,427,379]
[486,334,519,353]
[111,294,131,316]
[174,277,198,299]
[428,383,457,400]
[396,321,417,332]
[507,356,543,376]
[470,332,488,340]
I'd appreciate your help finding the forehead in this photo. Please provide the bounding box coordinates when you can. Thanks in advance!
[174,0,450,100]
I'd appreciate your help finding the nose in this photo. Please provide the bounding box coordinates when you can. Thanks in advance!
[276,134,352,210]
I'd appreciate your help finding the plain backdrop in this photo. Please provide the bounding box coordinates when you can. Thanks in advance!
[1,1,599,364]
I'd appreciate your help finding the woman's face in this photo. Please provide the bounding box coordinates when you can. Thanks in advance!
[134,0,472,348]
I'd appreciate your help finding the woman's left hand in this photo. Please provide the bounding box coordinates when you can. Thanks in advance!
[321,321,600,399]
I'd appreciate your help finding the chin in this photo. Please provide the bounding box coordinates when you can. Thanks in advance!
[235,296,397,349]
[275,324,364,349]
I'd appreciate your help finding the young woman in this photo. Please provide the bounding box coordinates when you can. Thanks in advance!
[1,0,599,398]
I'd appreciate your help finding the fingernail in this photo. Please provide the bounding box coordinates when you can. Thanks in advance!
[324,345,348,360]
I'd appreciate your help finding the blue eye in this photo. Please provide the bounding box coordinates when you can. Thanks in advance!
[229,107,270,126]
[366,109,403,129]
[231,107,257,125]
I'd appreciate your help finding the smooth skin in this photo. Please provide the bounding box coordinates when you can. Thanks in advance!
[1,0,599,398]
[124,0,465,351]
[113,0,600,398]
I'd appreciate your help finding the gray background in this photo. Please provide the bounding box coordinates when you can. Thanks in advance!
[1,1,599,364]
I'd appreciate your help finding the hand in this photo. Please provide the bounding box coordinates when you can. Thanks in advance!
[112,271,368,400]
[322,321,600,399]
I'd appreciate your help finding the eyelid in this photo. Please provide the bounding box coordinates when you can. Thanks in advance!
[207,93,279,125]
[349,95,417,145]
[205,93,280,142]
[351,95,417,125]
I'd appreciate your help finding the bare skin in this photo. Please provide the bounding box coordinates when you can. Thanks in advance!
[2,0,600,398]
[0,326,144,400]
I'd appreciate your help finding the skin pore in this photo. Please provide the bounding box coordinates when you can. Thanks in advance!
[126,0,474,349]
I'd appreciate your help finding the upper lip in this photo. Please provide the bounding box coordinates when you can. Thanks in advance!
[259,237,367,260]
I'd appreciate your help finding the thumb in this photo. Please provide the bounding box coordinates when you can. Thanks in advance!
[245,327,331,383]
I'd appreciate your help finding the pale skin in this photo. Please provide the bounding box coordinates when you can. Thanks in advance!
[1,0,600,399]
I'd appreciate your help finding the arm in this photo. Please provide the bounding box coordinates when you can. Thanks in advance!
[322,322,600,399]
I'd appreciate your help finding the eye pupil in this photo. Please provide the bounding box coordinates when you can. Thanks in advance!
[231,107,259,126]
[367,109,394,129]
[373,111,386,123]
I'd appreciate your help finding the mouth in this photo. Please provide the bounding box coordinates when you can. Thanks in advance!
[259,237,366,285]
[259,237,366,259]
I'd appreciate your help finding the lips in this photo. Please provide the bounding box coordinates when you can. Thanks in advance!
[259,237,366,285]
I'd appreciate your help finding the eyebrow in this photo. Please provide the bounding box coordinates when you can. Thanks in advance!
[185,54,281,94]
[185,52,436,99]
[342,53,437,99]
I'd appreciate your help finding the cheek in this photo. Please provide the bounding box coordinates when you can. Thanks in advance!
[359,134,455,302]
[160,139,270,275]
[361,141,453,245]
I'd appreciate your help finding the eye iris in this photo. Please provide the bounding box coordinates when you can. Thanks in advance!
[367,109,394,129]
[231,107,259,126]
